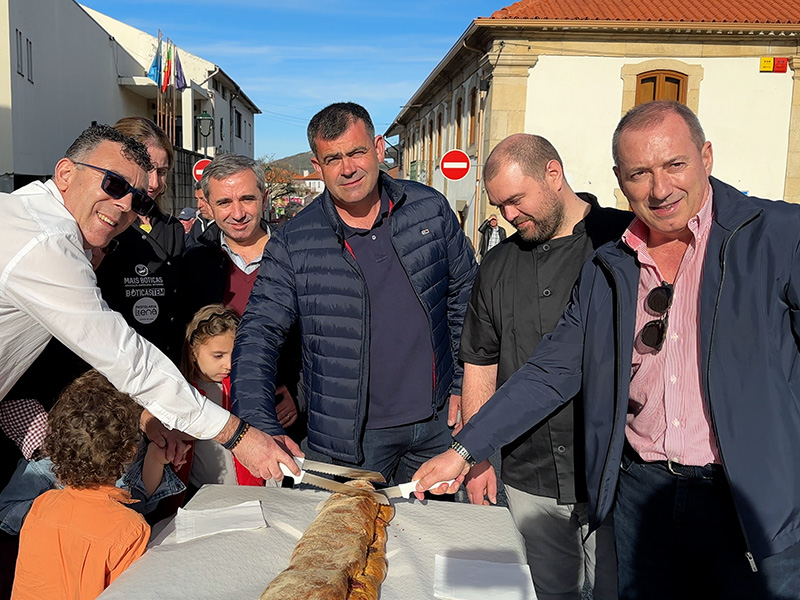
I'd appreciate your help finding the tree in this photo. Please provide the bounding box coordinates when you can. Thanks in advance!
[260,155,298,202]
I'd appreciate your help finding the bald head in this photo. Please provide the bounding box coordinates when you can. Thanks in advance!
[484,134,564,185]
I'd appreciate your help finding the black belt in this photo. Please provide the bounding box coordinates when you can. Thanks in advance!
[624,442,724,480]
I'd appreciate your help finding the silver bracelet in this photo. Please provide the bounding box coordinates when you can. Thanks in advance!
[449,439,476,467]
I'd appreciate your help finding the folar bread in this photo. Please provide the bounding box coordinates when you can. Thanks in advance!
[260,481,394,600]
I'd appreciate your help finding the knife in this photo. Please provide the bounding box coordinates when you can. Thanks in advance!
[279,458,390,505]
[376,479,457,500]
[296,458,385,482]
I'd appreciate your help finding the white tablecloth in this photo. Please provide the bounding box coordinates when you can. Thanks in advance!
[99,484,529,600]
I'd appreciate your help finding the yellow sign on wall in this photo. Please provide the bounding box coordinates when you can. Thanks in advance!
[760,57,775,72]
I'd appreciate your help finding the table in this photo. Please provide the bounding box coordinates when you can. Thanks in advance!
[99,484,528,600]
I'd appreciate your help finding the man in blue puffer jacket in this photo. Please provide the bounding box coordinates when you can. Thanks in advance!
[231,103,477,484]
[416,101,800,598]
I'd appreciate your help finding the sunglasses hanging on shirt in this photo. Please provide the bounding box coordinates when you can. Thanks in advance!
[639,282,674,352]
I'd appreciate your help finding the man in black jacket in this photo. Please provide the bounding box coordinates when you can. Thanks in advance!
[460,134,631,600]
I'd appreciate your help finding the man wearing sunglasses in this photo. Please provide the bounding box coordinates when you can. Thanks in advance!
[415,101,800,598]
[0,124,300,485]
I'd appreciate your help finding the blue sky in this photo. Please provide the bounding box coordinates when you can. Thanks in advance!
[80,1,501,160]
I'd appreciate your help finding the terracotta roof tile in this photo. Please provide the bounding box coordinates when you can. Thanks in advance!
[491,0,800,24]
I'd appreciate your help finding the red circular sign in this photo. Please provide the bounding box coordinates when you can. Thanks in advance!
[192,158,212,182]
[440,149,471,181]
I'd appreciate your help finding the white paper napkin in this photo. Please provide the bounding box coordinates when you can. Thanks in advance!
[433,555,537,600]
[174,500,267,544]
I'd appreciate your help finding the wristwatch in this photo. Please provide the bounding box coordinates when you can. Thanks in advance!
[449,439,476,467]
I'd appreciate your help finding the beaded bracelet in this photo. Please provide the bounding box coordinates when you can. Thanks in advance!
[222,420,250,451]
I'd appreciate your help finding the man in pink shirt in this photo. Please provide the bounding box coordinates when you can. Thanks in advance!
[415,101,800,598]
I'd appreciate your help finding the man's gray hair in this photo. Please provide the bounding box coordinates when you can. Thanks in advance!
[484,134,563,184]
[64,124,153,173]
[200,153,266,199]
[612,101,705,166]
[307,102,375,156]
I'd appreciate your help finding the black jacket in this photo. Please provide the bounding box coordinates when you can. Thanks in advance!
[94,210,185,363]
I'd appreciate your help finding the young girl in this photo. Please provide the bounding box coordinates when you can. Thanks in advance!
[180,304,265,488]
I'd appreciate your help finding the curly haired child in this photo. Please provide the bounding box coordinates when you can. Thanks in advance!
[12,371,160,600]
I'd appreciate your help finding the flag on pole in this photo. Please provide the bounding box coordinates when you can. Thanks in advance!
[161,42,173,93]
[147,31,163,86]
[174,46,187,91]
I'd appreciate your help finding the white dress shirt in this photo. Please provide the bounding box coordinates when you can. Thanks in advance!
[0,180,229,439]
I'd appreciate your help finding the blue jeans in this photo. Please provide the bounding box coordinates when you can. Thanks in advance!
[333,414,452,485]
[614,449,800,599]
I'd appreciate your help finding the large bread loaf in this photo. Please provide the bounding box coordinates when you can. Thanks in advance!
[260,483,393,600]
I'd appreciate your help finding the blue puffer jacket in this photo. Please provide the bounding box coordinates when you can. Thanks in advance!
[458,177,800,561]
[232,173,477,463]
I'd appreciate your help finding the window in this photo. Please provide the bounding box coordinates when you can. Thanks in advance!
[221,87,227,100]
[235,110,242,139]
[16,30,23,75]
[468,87,477,146]
[426,121,433,185]
[26,39,32,83]
[455,98,463,149]
[436,112,443,158]
[219,118,224,141]
[636,70,687,105]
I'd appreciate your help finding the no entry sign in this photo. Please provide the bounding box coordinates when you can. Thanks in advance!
[440,149,471,181]
[192,158,212,182]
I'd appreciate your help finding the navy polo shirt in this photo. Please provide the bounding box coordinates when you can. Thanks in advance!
[343,189,434,429]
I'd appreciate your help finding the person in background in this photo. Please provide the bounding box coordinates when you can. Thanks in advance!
[459,133,630,600]
[477,213,506,259]
[185,182,212,250]
[231,102,477,484]
[178,206,197,235]
[12,372,162,600]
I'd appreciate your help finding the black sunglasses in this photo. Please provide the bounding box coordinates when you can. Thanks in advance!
[74,162,155,217]
[640,282,674,352]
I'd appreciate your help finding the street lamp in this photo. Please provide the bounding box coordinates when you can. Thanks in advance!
[196,111,214,158]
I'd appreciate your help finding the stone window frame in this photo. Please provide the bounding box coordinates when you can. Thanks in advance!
[621,58,703,114]
[614,59,704,209]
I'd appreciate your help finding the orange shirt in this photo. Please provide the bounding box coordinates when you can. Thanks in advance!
[12,485,149,600]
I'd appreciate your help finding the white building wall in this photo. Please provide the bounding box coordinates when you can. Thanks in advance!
[6,0,145,180]
[0,3,14,184]
[525,55,794,205]
[697,57,792,198]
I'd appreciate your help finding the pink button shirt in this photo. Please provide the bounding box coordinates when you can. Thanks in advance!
[622,189,720,466]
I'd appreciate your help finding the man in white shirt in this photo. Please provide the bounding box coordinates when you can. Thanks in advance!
[0,124,300,479]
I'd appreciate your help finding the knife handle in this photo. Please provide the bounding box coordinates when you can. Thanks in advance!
[403,479,456,497]
[279,457,305,483]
